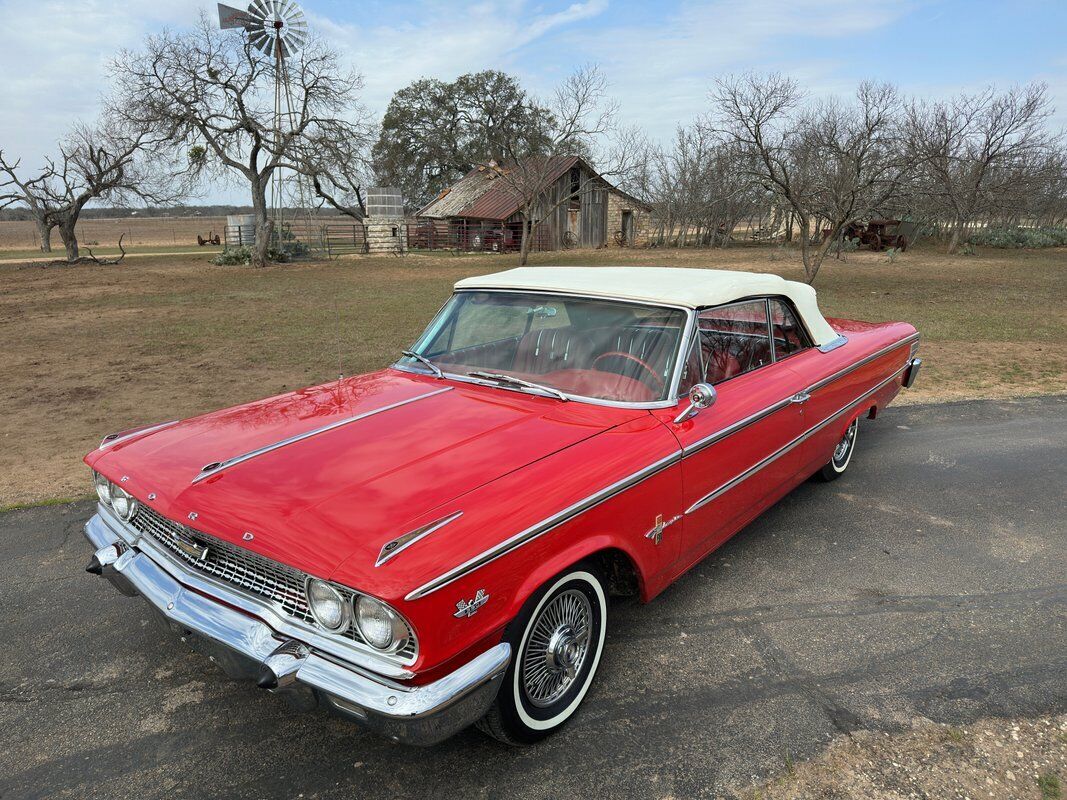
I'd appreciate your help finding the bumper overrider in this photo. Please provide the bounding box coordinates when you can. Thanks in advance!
[83,511,510,746]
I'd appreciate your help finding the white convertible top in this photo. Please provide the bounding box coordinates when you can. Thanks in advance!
[456,266,840,346]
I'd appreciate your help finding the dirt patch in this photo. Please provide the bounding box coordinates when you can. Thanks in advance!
[735,715,1066,799]
[1,245,1064,506]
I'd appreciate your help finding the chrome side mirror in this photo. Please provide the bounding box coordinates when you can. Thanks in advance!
[674,383,716,424]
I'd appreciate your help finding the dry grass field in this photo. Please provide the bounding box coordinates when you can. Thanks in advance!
[2,244,1064,507]
[0,215,230,251]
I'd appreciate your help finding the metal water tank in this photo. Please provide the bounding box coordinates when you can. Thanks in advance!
[226,214,257,246]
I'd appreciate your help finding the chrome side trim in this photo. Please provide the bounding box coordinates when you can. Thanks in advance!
[681,396,795,458]
[805,333,919,395]
[191,388,453,484]
[817,335,848,353]
[406,333,918,601]
[376,511,463,567]
[682,333,918,458]
[405,450,682,601]
[686,361,910,514]
[99,420,179,449]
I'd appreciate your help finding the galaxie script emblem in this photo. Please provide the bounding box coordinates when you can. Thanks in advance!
[173,531,209,562]
[454,589,489,618]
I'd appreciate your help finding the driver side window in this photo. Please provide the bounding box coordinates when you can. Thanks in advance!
[679,300,773,391]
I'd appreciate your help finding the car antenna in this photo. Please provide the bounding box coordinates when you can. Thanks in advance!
[332,292,344,384]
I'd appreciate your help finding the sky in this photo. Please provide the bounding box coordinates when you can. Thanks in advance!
[1,0,1064,205]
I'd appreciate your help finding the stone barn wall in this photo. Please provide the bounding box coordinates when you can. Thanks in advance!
[605,191,651,247]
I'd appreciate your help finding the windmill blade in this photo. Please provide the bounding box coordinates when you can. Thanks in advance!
[249,0,272,19]
[217,2,255,29]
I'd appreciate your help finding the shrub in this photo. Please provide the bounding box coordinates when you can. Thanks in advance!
[211,246,293,265]
[967,226,1067,249]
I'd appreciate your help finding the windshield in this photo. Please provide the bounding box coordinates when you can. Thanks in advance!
[400,291,688,403]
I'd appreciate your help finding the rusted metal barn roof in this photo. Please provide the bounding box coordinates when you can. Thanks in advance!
[417,156,651,221]
[417,156,582,221]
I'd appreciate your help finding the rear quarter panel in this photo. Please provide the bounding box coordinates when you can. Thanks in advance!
[786,319,918,476]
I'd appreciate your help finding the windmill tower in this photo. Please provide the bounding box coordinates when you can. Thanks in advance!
[218,2,310,226]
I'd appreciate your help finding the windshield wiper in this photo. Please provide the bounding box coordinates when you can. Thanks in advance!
[467,371,569,402]
[401,350,443,379]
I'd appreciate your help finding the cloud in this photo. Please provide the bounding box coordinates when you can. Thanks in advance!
[0,0,208,169]
[543,0,911,138]
[307,0,609,113]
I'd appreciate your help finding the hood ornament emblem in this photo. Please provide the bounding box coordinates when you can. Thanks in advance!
[187,511,198,521]
[243,532,254,541]
[454,589,489,618]
[376,511,463,567]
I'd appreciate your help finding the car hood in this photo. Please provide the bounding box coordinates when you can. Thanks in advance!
[86,370,643,582]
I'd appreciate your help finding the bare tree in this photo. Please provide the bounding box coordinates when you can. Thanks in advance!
[712,73,913,282]
[0,117,181,261]
[639,123,765,248]
[111,16,372,266]
[488,66,638,265]
[0,155,57,252]
[905,84,1058,251]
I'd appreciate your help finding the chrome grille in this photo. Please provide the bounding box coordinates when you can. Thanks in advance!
[129,505,417,660]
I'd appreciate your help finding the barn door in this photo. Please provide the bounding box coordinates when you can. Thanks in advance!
[581,189,607,248]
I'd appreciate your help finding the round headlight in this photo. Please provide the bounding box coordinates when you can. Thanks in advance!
[355,595,406,651]
[110,485,138,521]
[93,472,112,506]
[307,579,348,632]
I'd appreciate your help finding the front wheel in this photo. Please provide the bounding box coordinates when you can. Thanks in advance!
[476,566,607,745]
[817,417,859,481]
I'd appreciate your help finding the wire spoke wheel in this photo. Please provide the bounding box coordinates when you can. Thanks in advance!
[521,589,592,707]
[819,417,859,482]
[833,418,858,466]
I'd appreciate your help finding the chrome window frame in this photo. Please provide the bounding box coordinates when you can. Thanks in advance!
[394,289,697,410]
[676,294,821,396]
[765,296,815,362]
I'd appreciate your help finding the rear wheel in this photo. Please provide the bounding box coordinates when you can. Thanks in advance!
[476,566,607,745]
[817,417,859,481]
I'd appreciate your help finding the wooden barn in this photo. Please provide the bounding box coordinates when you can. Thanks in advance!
[412,156,651,252]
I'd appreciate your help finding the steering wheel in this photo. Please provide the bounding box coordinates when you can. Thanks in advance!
[592,351,664,393]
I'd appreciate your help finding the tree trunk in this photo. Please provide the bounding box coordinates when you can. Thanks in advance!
[947,219,961,254]
[802,222,841,284]
[59,221,79,261]
[251,186,272,268]
[518,214,532,266]
[36,218,53,253]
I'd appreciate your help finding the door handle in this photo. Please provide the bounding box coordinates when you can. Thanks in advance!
[791,391,811,404]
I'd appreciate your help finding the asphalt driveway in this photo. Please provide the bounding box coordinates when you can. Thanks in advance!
[1,396,1064,799]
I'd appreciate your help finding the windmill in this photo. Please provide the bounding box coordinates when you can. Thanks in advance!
[217,1,310,220]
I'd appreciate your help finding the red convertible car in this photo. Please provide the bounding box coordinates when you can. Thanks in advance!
[83,267,921,745]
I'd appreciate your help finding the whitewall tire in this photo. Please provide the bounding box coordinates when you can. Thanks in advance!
[817,417,859,481]
[476,566,607,745]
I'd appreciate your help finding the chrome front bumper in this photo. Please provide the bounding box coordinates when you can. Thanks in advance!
[83,513,510,745]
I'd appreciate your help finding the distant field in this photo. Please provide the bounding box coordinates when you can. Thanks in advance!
[1,245,1064,507]
[0,215,229,250]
